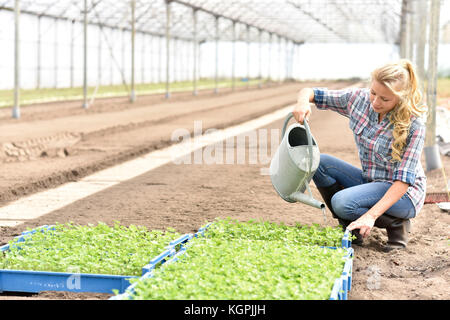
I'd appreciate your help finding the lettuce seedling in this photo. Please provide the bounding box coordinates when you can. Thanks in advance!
[201,218,346,247]
[0,222,180,276]
[127,237,348,300]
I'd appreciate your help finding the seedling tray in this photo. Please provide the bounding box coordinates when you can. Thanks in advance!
[0,225,189,294]
[196,222,353,248]
[197,227,353,300]
[196,222,353,300]
[0,269,134,294]
[113,223,354,300]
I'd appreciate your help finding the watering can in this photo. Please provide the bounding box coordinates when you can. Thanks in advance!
[269,112,325,210]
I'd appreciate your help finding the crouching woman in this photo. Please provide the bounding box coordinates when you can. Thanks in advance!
[293,60,427,252]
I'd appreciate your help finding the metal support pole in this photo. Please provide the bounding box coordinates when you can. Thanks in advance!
[285,39,289,80]
[268,33,272,83]
[186,41,190,82]
[37,15,41,89]
[141,33,145,84]
[12,0,20,119]
[246,25,250,89]
[297,42,301,77]
[278,36,282,84]
[424,0,442,171]
[292,41,296,79]
[177,40,181,82]
[297,42,301,80]
[192,9,198,95]
[403,0,410,57]
[214,16,219,94]
[173,39,177,82]
[149,36,153,83]
[283,38,287,81]
[82,0,88,109]
[232,21,236,92]
[284,38,288,81]
[293,42,296,80]
[165,0,171,99]
[174,39,178,82]
[121,29,125,83]
[70,19,75,88]
[180,39,183,81]
[283,37,287,82]
[289,41,293,79]
[98,25,102,85]
[183,40,186,82]
[54,17,58,89]
[130,0,136,102]
[416,0,428,92]
[408,0,416,62]
[293,41,296,79]
[199,40,203,86]
[181,40,184,82]
[400,0,407,57]
[258,29,262,88]
[110,29,114,86]
[159,36,163,84]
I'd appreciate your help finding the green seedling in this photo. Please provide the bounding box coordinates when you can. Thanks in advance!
[202,217,347,247]
[127,237,349,300]
[0,222,180,276]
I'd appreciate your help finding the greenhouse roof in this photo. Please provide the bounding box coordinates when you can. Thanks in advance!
[0,0,448,44]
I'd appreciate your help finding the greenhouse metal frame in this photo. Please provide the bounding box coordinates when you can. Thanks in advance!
[0,0,448,169]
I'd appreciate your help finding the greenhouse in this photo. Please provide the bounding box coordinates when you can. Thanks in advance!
[0,0,449,304]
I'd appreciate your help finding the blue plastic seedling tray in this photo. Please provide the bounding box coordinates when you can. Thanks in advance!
[195,222,353,249]
[0,225,191,295]
[113,222,354,300]
[196,224,354,300]
[110,234,194,300]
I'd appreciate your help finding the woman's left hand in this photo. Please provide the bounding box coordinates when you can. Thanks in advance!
[347,214,376,238]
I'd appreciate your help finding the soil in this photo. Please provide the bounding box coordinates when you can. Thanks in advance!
[0,81,448,300]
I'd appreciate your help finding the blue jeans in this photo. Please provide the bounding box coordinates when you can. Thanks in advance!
[312,154,416,221]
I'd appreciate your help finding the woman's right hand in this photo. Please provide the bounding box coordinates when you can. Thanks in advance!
[293,102,311,124]
[293,88,314,124]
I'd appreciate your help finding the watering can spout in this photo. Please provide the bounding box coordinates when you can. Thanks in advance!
[270,113,325,210]
[289,191,325,210]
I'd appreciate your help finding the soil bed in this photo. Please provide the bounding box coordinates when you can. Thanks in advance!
[0,81,448,300]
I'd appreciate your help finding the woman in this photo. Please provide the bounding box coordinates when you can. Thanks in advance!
[293,59,427,252]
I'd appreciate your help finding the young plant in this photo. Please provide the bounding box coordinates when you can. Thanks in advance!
[127,237,349,300]
[201,217,346,247]
[0,222,180,276]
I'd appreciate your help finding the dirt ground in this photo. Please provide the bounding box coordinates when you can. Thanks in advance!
[0,81,448,300]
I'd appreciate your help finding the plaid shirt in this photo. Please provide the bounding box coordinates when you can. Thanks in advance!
[313,87,427,214]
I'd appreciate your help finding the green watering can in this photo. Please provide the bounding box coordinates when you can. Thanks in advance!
[269,113,325,210]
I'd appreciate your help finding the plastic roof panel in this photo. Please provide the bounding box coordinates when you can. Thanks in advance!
[0,0,447,44]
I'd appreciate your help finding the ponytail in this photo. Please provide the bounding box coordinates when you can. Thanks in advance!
[400,60,426,116]
[371,59,427,162]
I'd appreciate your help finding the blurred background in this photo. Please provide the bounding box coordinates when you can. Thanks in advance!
[0,0,449,107]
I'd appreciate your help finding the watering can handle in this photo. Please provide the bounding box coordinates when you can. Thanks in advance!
[283,112,315,193]
[282,112,313,148]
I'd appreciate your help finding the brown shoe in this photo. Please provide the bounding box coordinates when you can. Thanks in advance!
[374,214,411,252]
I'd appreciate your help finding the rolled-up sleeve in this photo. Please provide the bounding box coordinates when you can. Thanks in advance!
[313,88,361,118]
[392,122,426,185]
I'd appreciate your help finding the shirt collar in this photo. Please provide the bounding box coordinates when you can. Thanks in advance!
[369,103,394,126]
[368,104,379,124]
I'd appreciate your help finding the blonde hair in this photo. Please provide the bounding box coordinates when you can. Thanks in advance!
[371,59,427,162]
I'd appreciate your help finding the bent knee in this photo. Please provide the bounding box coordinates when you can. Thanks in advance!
[330,192,347,218]
[319,153,334,165]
